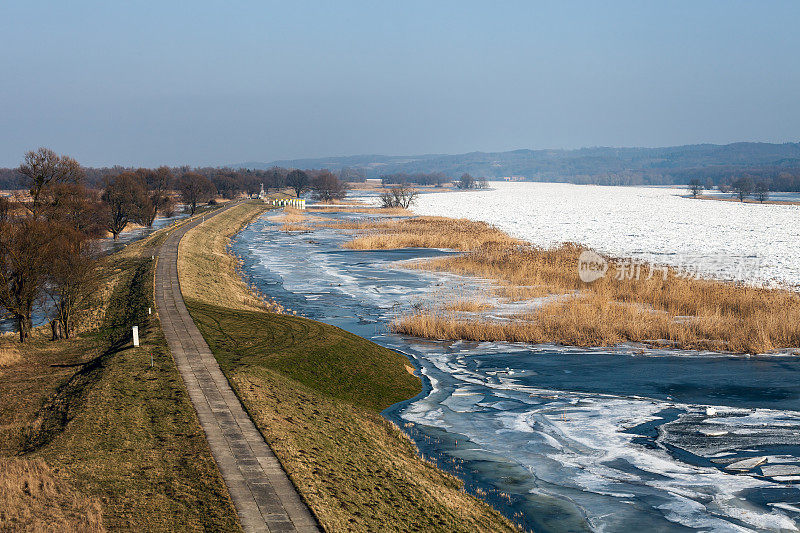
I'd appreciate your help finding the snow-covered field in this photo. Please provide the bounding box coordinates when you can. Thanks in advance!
[408,182,800,287]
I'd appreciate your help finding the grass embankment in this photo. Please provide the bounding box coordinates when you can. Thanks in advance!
[178,201,282,312]
[0,212,240,532]
[179,202,516,531]
[343,217,800,354]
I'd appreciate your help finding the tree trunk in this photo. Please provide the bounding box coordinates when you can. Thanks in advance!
[17,315,31,342]
[59,313,71,339]
[51,319,63,340]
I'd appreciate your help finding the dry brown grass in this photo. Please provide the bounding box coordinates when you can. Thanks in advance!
[0,457,105,532]
[694,194,800,206]
[272,207,326,224]
[343,216,522,250]
[0,344,21,368]
[394,294,687,347]
[308,205,410,215]
[270,207,328,232]
[490,283,550,301]
[279,223,314,232]
[179,201,284,312]
[442,299,494,312]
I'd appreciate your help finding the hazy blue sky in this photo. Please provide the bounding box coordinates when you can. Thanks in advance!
[1,1,798,167]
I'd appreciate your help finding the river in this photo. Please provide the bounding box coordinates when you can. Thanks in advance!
[232,207,800,532]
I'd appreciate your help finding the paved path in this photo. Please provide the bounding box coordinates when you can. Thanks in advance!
[155,203,320,533]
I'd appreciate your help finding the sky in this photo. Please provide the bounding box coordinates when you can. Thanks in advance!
[1,1,799,167]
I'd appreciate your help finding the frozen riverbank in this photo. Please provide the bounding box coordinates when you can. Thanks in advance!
[232,210,800,532]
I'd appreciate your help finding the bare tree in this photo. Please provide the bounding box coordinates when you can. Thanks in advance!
[48,183,104,239]
[286,169,310,198]
[311,171,348,202]
[688,179,703,198]
[0,219,52,342]
[46,227,99,339]
[263,167,288,193]
[732,176,754,202]
[101,172,144,239]
[456,173,476,190]
[137,166,175,224]
[17,148,84,219]
[754,181,770,203]
[178,172,216,215]
[379,185,419,209]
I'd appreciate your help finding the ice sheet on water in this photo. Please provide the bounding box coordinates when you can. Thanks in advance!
[399,348,800,531]
[410,182,800,287]
[236,209,800,532]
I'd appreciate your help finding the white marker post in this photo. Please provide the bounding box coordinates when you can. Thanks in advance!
[132,326,140,347]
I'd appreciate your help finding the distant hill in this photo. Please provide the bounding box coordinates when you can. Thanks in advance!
[233,142,800,187]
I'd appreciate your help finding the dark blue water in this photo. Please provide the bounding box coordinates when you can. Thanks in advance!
[233,211,800,532]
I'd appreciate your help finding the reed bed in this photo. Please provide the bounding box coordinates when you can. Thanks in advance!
[442,299,494,312]
[307,205,410,215]
[341,216,800,353]
[343,216,522,250]
[270,207,323,232]
[272,207,326,224]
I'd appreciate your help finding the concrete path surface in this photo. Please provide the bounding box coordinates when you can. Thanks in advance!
[155,203,320,533]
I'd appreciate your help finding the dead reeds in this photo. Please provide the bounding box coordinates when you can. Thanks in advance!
[343,216,522,250]
[338,216,800,353]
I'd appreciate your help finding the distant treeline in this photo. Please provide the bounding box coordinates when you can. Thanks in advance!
[378,172,448,186]
[246,142,800,191]
[6,141,800,192]
[668,167,800,192]
[0,165,371,195]
[516,168,800,191]
[0,165,291,196]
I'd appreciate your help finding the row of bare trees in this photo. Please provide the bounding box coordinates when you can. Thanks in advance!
[279,169,349,201]
[688,177,771,202]
[1,149,101,341]
[101,169,217,238]
[0,148,221,343]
